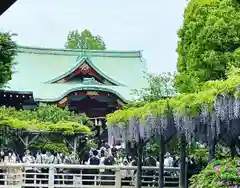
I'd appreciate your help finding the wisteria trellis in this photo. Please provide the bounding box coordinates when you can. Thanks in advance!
[108,96,240,144]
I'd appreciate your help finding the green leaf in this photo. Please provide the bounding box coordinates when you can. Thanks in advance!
[0,105,92,135]
[0,32,17,88]
[175,0,240,93]
[65,29,106,50]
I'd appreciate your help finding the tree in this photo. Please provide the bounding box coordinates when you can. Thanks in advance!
[127,72,176,108]
[65,29,106,50]
[0,104,93,132]
[0,32,17,88]
[175,0,240,93]
[0,105,92,153]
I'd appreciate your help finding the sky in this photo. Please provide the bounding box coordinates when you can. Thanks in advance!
[0,0,187,73]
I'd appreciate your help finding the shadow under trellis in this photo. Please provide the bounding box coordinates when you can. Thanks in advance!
[0,126,86,158]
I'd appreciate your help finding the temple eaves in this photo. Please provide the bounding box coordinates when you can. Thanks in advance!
[17,45,143,58]
[0,0,17,15]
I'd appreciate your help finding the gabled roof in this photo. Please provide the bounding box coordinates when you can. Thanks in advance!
[7,46,148,102]
[45,55,125,86]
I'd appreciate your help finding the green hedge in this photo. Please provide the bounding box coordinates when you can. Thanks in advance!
[190,158,240,187]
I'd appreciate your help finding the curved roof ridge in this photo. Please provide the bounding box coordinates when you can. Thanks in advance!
[35,85,128,103]
[45,56,126,86]
[17,45,143,58]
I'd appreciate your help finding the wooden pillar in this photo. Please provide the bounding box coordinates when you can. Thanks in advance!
[4,127,9,146]
[208,117,216,162]
[180,133,187,188]
[136,138,143,188]
[95,118,101,148]
[73,136,78,158]
[159,134,165,188]
[229,120,236,158]
[208,139,216,162]
[24,135,29,149]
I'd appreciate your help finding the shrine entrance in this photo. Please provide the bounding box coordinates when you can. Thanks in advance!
[56,89,126,146]
[59,90,124,118]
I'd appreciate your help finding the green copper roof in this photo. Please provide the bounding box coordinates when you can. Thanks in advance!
[7,46,148,102]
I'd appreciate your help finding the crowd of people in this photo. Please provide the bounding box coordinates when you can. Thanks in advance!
[0,143,199,187]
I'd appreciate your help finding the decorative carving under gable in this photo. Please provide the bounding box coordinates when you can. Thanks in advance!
[79,63,90,74]
[82,77,101,85]
[57,78,66,83]
[86,91,99,96]
[52,60,118,86]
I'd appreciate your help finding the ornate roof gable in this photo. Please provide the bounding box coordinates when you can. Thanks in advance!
[45,56,125,86]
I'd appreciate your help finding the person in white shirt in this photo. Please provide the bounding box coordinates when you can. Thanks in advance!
[35,150,48,164]
[22,149,35,187]
[99,149,107,173]
[38,150,49,185]
[48,151,59,165]
[22,149,35,166]
[164,152,173,167]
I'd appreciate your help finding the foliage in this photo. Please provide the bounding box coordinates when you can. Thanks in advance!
[0,117,91,135]
[0,32,17,88]
[65,29,106,50]
[145,137,179,156]
[130,72,176,105]
[1,104,89,124]
[145,138,160,155]
[29,142,69,153]
[106,67,240,125]
[0,105,91,135]
[175,0,240,93]
[85,139,98,149]
[145,137,209,167]
[190,158,240,187]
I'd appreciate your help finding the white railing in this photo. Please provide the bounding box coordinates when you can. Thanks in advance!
[0,163,180,188]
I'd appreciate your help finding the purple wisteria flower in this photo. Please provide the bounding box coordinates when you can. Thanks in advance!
[217,181,224,185]
[215,165,221,172]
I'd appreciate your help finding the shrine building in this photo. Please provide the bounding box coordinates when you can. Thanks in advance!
[1,46,147,122]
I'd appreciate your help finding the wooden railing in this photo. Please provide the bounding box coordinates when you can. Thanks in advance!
[0,163,180,188]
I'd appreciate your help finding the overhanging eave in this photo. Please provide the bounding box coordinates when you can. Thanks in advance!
[0,0,17,15]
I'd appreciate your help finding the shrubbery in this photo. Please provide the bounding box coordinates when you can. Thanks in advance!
[190,158,240,188]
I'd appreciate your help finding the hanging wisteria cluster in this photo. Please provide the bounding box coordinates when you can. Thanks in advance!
[108,96,240,144]
[107,68,240,143]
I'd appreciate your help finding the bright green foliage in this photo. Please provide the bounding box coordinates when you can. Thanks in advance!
[85,139,97,149]
[0,118,91,135]
[107,67,240,125]
[125,72,176,110]
[129,72,176,106]
[30,142,69,153]
[0,32,17,88]
[0,105,91,135]
[65,29,106,50]
[175,0,240,93]
[12,104,89,124]
[190,158,240,187]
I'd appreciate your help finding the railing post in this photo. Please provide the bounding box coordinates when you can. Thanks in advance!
[115,167,121,188]
[48,167,54,188]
